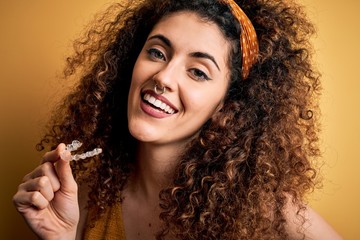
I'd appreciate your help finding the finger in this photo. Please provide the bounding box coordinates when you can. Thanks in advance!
[54,157,78,195]
[32,143,77,195]
[42,143,67,164]
[18,176,55,202]
[13,189,49,211]
[22,162,61,192]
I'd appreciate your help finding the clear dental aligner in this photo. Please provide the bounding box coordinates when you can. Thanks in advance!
[64,140,102,161]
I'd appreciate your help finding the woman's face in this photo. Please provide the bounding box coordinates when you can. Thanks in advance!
[128,11,231,147]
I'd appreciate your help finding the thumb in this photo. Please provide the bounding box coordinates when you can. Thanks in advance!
[55,152,78,195]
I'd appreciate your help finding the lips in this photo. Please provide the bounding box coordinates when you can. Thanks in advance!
[141,90,178,117]
[143,93,176,114]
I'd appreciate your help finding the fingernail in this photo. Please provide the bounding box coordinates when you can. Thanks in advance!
[60,150,72,162]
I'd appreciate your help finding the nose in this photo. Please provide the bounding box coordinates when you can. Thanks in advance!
[152,61,179,93]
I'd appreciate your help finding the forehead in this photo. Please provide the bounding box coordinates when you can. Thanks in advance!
[150,11,231,67]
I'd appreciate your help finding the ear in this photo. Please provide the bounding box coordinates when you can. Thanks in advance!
[209,100,224,121]
[215,100,224,113]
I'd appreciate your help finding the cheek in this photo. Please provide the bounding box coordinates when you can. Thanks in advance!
[128,61,148,101]
[131,65,143,86]
[127,75,143,117]
[127,79,137,107]
[184,87,225,116]
[131,54,150,84]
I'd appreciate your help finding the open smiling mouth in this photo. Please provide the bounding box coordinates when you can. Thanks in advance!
[142,93,177,114]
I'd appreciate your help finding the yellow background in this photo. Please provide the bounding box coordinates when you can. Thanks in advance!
[0,1,359,239]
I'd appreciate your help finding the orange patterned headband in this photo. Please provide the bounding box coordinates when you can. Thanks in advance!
[220,0,259,79]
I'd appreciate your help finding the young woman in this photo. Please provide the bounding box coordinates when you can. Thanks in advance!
[13,0,342,239]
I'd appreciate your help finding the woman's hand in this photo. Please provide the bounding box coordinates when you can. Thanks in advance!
[13,143,79,240]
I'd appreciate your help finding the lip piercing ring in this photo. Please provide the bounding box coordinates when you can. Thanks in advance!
[61,140,102,161]
[154,84,166,95]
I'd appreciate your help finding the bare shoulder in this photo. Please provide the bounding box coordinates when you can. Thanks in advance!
[284,198,343,240]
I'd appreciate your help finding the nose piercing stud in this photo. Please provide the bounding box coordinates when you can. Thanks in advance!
[154,84,166,95]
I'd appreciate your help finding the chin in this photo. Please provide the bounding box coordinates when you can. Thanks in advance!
[128,121,158,143]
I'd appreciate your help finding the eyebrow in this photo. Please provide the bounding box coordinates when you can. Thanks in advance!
[190,52,220,71]
[147,34,221,71]
[148,34,172,47]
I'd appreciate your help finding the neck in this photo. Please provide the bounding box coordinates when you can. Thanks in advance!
[127,142,184,201]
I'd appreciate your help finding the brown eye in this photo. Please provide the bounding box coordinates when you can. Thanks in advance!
[147,48,166,61]
[189,68,211,81]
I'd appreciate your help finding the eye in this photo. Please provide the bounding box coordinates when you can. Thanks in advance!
[147,48,166,61]
[189,68,212,81]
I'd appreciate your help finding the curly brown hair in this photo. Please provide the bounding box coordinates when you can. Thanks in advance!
[37,0,321,239]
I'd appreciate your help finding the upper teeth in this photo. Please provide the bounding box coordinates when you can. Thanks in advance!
[143,93,176,114]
